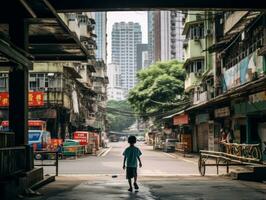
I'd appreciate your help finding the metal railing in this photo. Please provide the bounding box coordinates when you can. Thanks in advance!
[0,146,27,178]
[223,143,262,162]
[62,145,85,159]
[0,132,15,148]
[198,143,264,176]
[34,151,59,176]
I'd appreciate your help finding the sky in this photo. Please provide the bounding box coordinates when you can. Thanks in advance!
[107,11,147,64]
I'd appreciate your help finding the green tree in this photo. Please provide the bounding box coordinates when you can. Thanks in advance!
[106,100,136,132]
[128,60,186,119]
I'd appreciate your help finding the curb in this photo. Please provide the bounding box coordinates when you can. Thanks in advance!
[31,175,56,190]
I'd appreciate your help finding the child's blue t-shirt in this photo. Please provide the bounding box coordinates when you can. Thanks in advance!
[123,146,142,168]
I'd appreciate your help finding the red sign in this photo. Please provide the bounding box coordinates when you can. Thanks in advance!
[173,114,189,125]
[0,92,8,107]
[28,120,46,127]
[73,131,89,145]
[0,92,44,107]
[1,120,46,130]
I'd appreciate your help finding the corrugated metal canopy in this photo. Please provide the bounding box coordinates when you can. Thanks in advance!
[27,18,89,61]
[0,0,89,67]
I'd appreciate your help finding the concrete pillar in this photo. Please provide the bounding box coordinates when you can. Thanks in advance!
[8,19,29,146]
[9,67,29,145]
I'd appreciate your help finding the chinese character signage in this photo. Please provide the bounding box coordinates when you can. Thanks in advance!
[0,92,44,107]
[173,114,189,125]
[214,107,230,118]
[0,92,9,107]
[249,91,266,103]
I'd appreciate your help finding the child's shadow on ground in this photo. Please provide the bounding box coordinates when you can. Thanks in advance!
[126,191,140,199]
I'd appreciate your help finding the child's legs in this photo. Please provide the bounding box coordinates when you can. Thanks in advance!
[128,178,132,188]
[134,175,137,183]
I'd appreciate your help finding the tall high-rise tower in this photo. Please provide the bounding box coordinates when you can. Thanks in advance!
[148,11,184,63]
[111,22,142,93]
[94,12,107,63]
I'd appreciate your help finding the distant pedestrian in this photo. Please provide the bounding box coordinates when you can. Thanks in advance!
[226,128,235,143]
[123,135,142,192]
[219,129,227,152]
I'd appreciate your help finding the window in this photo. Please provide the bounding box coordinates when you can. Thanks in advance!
[196,60,203,72]
[0,74,8,92]
[186,59,204,74]
[188,23,204,39]
[29,73,62,91]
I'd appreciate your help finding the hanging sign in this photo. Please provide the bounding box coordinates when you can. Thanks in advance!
[0,92,44,107]
[214,107,230,118]
[173,114,189,125]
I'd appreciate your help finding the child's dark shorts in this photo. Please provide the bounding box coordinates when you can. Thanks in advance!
[126,167,137,179]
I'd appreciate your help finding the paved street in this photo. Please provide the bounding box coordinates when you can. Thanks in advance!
[28,142,266,200]
[28,176,266,200]
[42,142,226,176]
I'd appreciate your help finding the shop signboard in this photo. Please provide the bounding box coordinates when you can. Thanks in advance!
[73,131,89,145]
[214,107,230,118]
[173,114,189,125]
[0,92,44,107]
[195,113,209,124]
[249,91,266,103]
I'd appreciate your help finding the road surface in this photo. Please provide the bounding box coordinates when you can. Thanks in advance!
[41,141,227,176]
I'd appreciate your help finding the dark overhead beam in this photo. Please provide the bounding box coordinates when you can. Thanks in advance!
[48,0,265,12]
[29,36,75,44]
[19,0,37,18]
[33,54,88,61]
[42,0,89,58]
[0,38,33,69]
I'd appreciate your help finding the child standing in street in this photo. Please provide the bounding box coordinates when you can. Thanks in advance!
[123,135,142,192]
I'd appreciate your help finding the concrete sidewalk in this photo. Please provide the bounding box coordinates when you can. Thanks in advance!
[24,175,266,200]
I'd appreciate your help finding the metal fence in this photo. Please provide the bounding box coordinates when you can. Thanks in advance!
[62,145,85,159]
[34,151,59,176]
[223,143,263,162]
[0,146,27,178]
[0,132,15,148]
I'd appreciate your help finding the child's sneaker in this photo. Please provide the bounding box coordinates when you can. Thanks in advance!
[128,188,133,192]
[134,183,139,190]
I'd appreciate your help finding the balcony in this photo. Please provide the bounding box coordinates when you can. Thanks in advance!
[184,39,205,60]
[185,73,198,91]
[193,91,208,105]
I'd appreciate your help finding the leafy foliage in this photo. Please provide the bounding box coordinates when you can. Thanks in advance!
[128,60,186,118]
[106,100,136,132]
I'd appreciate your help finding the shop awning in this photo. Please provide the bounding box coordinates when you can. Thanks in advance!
[63,66,82,79]
[163,110,185,119]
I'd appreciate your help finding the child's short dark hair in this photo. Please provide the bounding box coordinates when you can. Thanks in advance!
[128,135,137,144]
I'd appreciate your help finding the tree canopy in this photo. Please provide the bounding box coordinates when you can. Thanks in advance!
[128,60,186,119]
[106,100,136,132]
